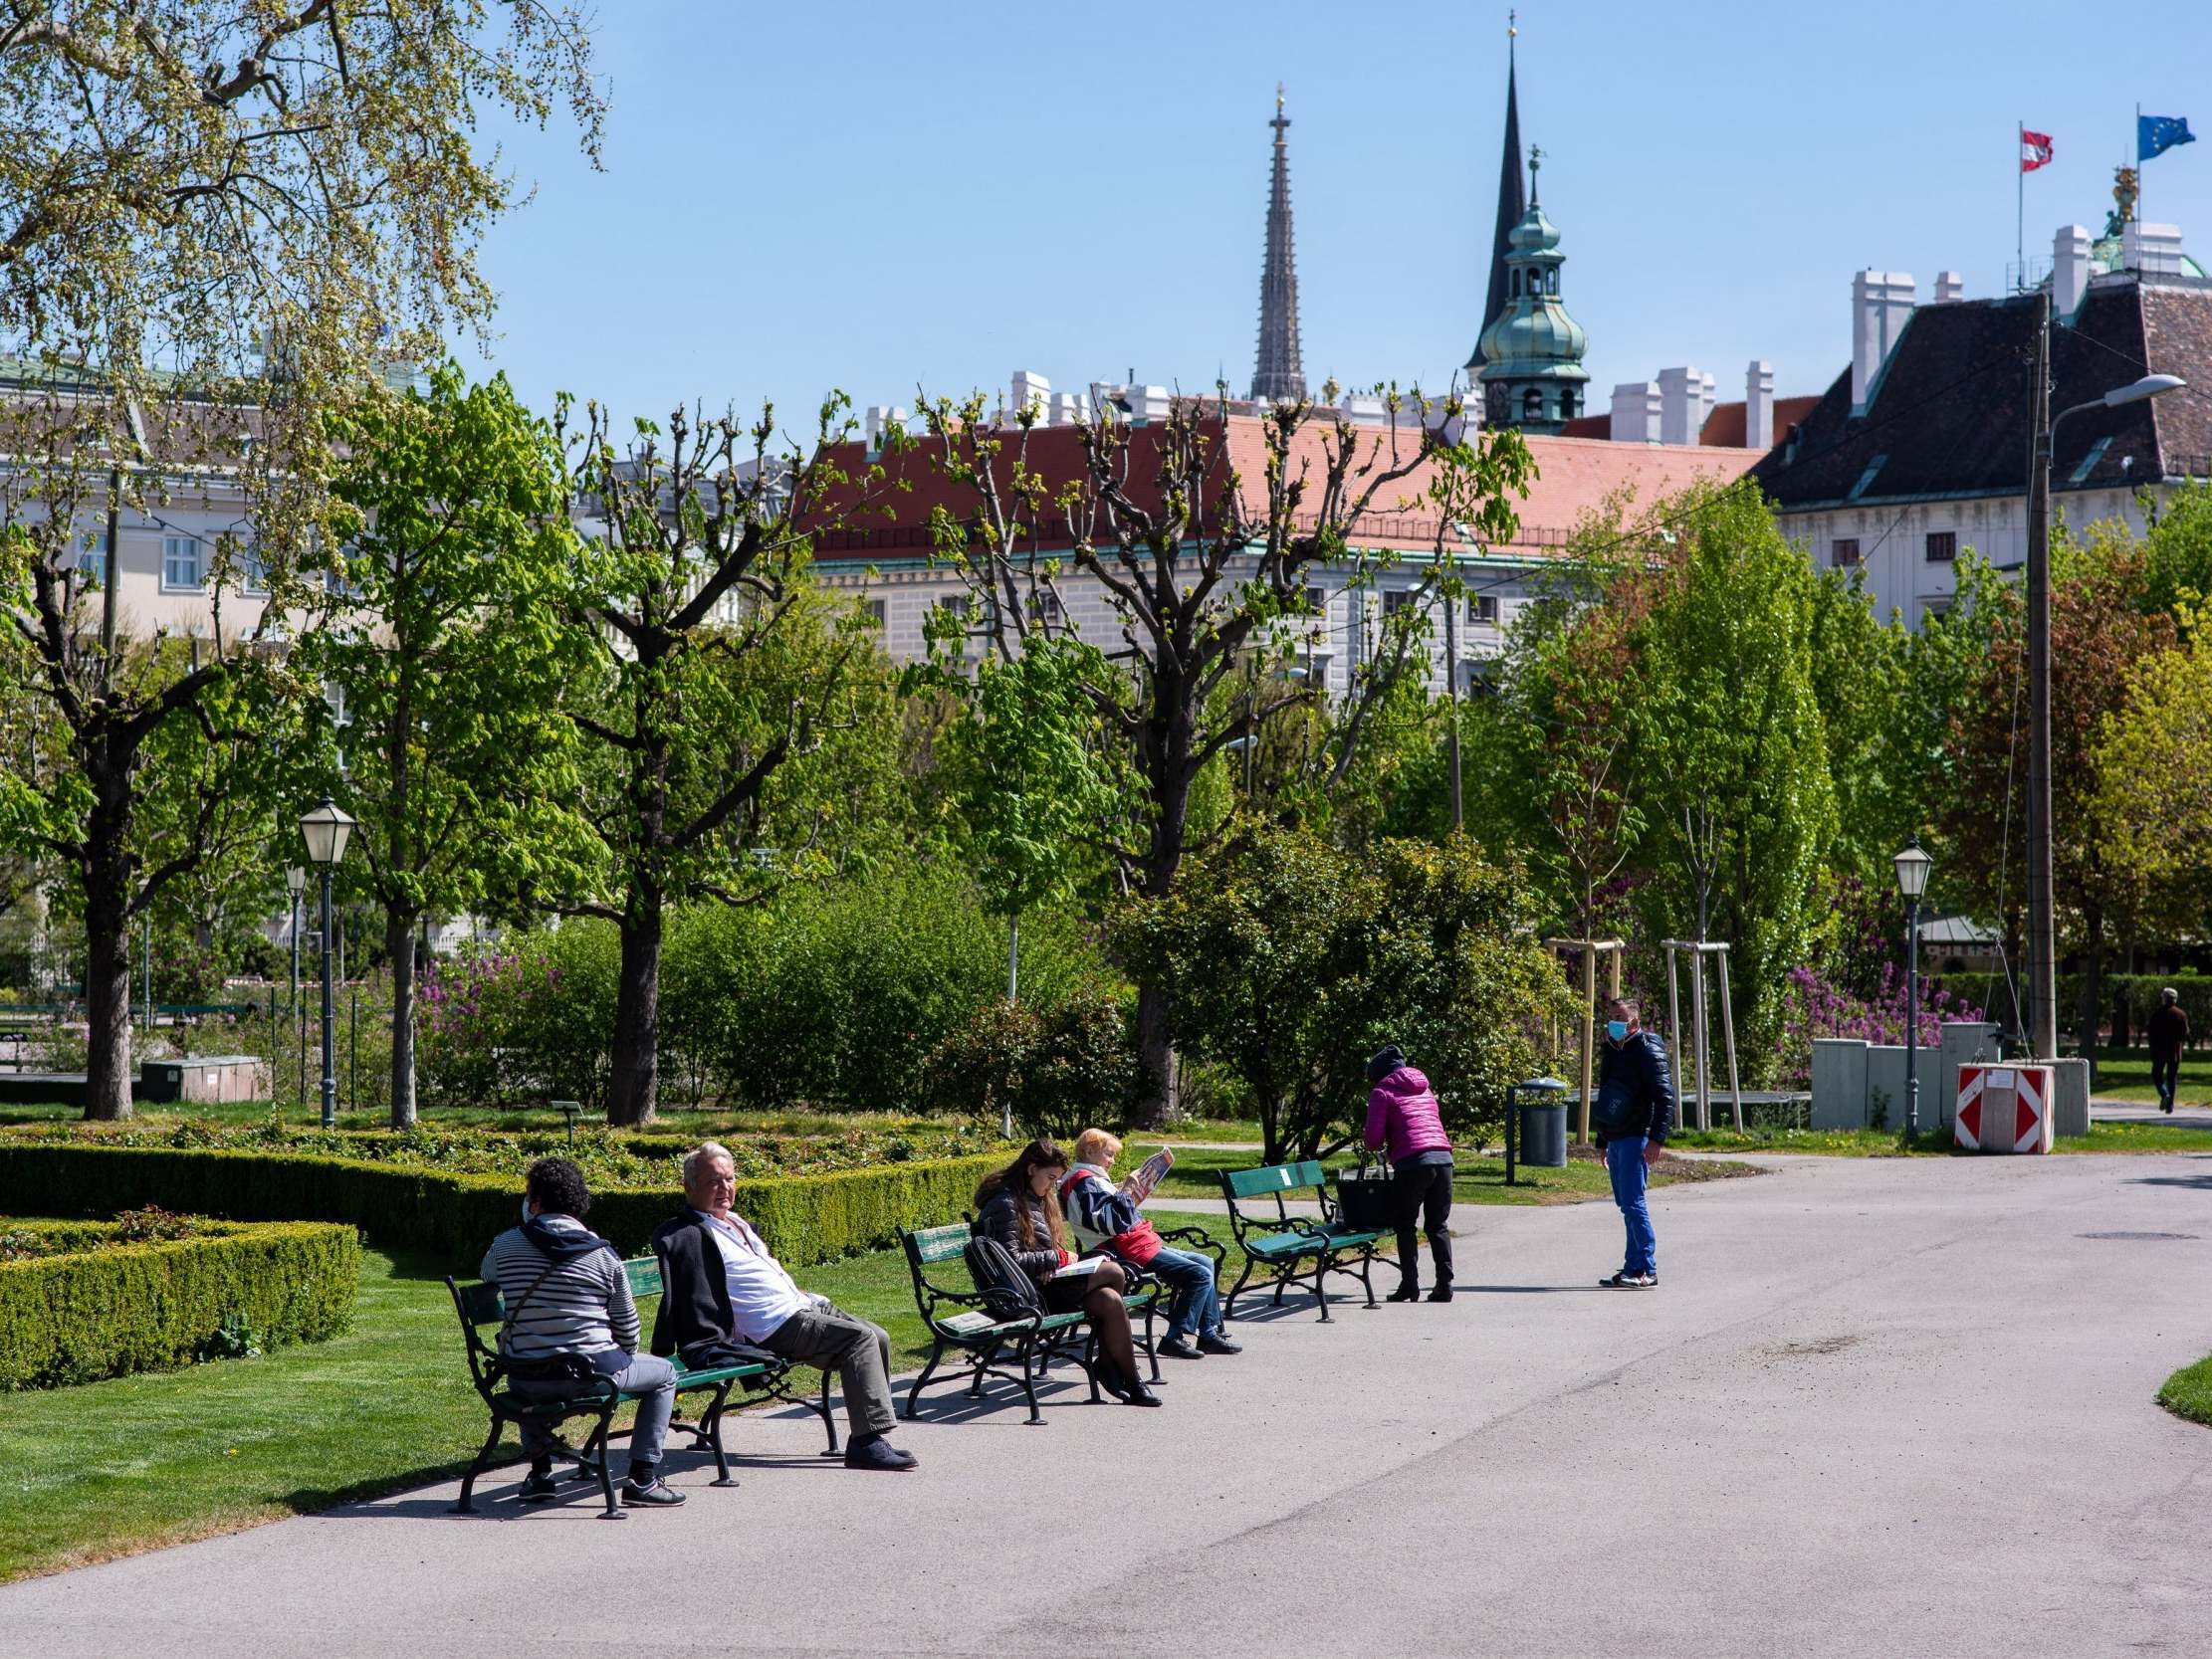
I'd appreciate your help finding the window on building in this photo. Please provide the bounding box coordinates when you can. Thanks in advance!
[1559,388,1578,419]
[1547,270,1559,296]
[162,535,203,590]
[1469,594,1500,626]
[1522,388,1543,424]
[862,598,886,628]
[1924,530,1957,563]
[1025,588,1063,626]
[1831,537,1862,567]
[78,543,109,582]
[240,543,269,595]
[1303,584,1328,617]
[1381,588,1418,616]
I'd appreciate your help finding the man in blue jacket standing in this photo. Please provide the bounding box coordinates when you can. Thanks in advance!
[1591,997,1673,1289]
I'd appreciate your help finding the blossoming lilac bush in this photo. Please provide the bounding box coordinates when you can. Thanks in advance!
[1775,962,1985,1087]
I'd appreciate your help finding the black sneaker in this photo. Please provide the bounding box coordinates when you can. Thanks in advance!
[1197,1332,1242,1355]
[1123,1380,1163,1406]
[843,1434,919,1472]
[1426,1286,1454,1303]
[621,1476,686,1507]
[1157,1336,1205,1360]
[1599,1271,1657,1290]
[518,1469,559,1503]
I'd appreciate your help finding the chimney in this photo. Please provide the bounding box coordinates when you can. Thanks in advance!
[1046,390,1087,427]
[1744,360,1775,451]
[2121,221,2187,277]
[2052,226,2092,318]
[1934,271,1966,304]
[1657,366,1709,446]
[863,404,907,456]
[1851,270,1915,412]
[1009,370,1050,423]
[1610,381,1661,443]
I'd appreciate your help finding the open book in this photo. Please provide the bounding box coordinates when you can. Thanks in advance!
[1050,1255,1111,1281]
[1120,1147,1175,1206]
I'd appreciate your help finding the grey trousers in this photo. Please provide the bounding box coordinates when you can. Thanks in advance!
[762,1304,897,1440]
[512,1348,676,1476]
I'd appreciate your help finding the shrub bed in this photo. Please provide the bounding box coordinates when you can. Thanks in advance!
[0,1217,360,1390]
[0,1143,1002,1268]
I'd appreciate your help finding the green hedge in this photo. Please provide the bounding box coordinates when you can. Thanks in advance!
[0,1144,1001,1269]
[0,1220,359,1390]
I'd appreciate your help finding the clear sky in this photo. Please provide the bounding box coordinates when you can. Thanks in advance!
[465,0,2212,439]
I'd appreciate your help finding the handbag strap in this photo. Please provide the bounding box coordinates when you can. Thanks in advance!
[497,1255,568,1359]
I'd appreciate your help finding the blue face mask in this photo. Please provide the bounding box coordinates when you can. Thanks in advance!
[1606,1019,1630,1042]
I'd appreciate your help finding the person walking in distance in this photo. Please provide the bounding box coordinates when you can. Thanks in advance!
[1591,998,1673,1290]
[2147,987,2190,1115]
[1364,1045,1456,1304]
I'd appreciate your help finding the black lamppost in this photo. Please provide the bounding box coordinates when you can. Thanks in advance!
[2024,337,2186,1060]
[299,800,355,1131]
[1893,839,1933,1139]
[285,865,306,1010]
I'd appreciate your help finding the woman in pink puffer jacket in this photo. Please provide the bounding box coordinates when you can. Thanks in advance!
[1363,1044,1455,1303]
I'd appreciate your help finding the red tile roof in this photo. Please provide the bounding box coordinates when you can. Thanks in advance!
[806,413,1759,562]
[1699,395,1821,449]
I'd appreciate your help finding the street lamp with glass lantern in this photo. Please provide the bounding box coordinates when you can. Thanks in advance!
[299,800,355,1130]
[1893,839,1933,1139]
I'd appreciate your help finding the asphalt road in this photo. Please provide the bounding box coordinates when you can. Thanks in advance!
[5,1151,2210,1659]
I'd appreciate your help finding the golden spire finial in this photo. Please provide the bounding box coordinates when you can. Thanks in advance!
[1508,8,1517,39]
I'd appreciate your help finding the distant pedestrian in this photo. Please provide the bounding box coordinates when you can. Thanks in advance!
[1363,1045,1455,1304]
[2147,988,2189,1115]
[1591,998,1673,1290]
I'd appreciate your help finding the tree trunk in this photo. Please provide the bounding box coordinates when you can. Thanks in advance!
[1125,759,1195,1130]
[2076,907,2104,1093]
[607,893,664,1127]
[81,865,134,1122]
[386,906,418,1130]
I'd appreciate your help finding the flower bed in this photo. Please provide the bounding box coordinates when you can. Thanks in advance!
[0,1213,360,1390]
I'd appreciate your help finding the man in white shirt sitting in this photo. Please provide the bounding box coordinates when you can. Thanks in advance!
[650,1141,918,1472]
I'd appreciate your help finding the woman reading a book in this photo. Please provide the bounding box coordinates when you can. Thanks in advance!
[974,1141,1160,1406]
[1063,1128,1239,1361]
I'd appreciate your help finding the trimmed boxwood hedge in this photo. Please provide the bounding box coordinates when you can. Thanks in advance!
[0,1220,360,1390]
[0,1144,1002,1268]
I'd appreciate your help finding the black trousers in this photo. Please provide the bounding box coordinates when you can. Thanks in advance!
[1392,1157,1454,1288]
[2152,1053,2180,1105]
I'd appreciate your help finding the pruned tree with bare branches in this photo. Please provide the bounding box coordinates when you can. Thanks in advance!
[913,387,1532,1124]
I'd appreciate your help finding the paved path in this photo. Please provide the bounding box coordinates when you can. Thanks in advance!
[8,1153,2212,1658]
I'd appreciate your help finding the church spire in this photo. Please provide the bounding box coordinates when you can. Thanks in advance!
[1468,13,1526,372]
[1250,84,1306,403]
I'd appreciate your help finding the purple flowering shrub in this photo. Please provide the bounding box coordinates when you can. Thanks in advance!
[1774,962,1984,1087]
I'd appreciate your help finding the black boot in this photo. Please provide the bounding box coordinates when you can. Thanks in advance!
[1428,1241,1454,1302]
[1387,1270,1421,1303]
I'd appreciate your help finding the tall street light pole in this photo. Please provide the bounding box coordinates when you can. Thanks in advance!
[2023,295,2185,1060]
[1894,840,1933,1139]
[286,865,306,1011]
[300,800,355,1131]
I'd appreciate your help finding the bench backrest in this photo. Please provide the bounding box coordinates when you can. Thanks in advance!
[904,1222,972,1267]
[623,1256,664,1301]
[1220,1159,1328,1200]
[452,1278,504,1329]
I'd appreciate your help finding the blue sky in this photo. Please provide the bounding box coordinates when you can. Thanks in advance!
[466,0,2212,439]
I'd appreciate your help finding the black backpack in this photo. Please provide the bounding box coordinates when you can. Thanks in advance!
[963,1234,1043,1322]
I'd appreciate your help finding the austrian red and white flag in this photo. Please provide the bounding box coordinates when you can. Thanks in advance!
[2021,127,2055,172]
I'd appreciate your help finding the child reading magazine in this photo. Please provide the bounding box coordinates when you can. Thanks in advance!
[1061,1129,1241,1360]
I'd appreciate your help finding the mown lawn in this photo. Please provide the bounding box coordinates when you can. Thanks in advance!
[2085,1045,2212,1107]
[0,1211,1249,1584]
[2159,1351,2212,1428]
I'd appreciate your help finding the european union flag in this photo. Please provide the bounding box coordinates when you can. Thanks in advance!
[2139,113,2196,162]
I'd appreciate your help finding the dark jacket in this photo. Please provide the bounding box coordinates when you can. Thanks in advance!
[1592,1029,1673,1145]
[975,1185,1064,1287]
[648,1211,733,1359]
[2147,1004,2190,1059]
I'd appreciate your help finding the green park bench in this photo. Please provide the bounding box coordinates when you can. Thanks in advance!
[1216,1160,1384,1323]
[896,1220,1168,1425]
[443,1255,836,1517]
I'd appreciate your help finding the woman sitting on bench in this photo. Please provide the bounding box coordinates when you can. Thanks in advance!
[974,1141,1160,1407]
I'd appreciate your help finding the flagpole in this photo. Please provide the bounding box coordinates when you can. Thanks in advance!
[2017,119,2025,291]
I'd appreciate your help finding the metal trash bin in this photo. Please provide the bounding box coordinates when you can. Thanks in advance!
[1505,1077,1570,1183]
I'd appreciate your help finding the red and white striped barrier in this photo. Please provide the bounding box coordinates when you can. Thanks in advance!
[1954,1064,2053,1154]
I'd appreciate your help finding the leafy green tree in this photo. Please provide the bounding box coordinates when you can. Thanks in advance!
[0,3,599,1118]
[309,366,597,1127]
[2142,483,2212,621]
[1115,827,1566,1162]
[1626,488,1839,1072]
[2090,606,2212,946]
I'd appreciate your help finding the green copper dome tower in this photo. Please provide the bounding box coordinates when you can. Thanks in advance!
[1471,150,1589,433]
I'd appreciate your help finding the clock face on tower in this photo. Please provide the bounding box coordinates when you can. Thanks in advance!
[1485,382,1511,427]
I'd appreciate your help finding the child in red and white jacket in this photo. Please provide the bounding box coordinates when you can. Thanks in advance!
[1062,1128,1241,1360]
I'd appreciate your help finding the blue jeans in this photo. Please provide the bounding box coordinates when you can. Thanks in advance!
[1147,1247,1222,1341]
[1606,1137,1656,1277]
[513,1348,676,1478]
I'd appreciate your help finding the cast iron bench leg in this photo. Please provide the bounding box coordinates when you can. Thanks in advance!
[704,1383,735,1486]
[817,1367,838,1455]
[1018,1338,1045,1425]
[453,1413,505,1514]
[904,1340,948,1420]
